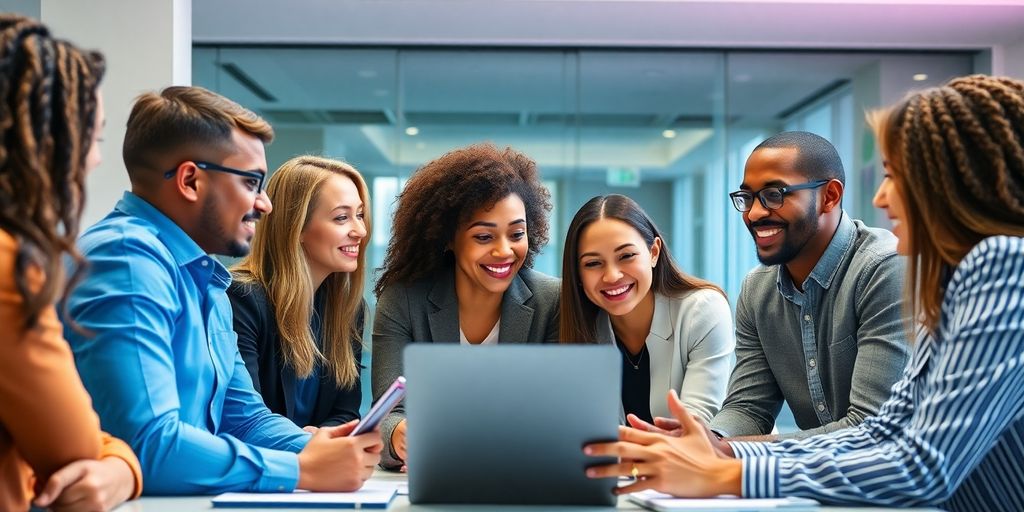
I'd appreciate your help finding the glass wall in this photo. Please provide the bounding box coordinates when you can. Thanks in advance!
[195,47,976,422]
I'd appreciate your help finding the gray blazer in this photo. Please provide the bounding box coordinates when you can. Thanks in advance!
[371,266,560,468]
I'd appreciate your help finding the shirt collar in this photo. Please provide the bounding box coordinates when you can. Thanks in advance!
[776,211,855,293]
[114,191,211,269]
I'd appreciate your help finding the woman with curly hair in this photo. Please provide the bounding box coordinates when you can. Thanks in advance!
[583,74,1024,511]
[0,15,141,511]
[230,156,370,430]
[372,143,559,470]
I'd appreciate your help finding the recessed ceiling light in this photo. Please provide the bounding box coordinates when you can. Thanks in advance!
[357,69,378,79]
[913,73,928,81]
[405,126,419,136]
[662,129,677,139]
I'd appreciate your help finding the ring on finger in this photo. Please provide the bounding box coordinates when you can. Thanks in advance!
[630,464,640,479]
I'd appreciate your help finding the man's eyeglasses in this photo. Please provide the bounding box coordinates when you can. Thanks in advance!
[729,180,829,212]
[163,161,266,195]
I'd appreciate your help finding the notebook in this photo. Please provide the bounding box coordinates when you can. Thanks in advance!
[629,490,820,512]
[211,482,398,508]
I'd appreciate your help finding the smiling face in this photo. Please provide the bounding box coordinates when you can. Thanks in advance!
[872,164,909,255]
[577,218,661,318]
[197,128,272,257]
[740,147,820,266]
[450,193,529,297]
[301,173,367,283]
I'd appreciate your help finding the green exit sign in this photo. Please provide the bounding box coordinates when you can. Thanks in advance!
[606,167,641,187]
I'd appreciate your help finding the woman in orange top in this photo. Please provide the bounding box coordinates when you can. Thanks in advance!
[0,15,141,511]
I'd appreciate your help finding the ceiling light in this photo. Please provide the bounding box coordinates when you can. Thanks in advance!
[405,126,419,136]
[662,129,677,139]
[913,73,928,81]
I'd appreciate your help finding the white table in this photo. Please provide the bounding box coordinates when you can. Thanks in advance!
[114,470,939,511]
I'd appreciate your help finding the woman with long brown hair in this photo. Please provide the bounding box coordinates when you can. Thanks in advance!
[230,155,369,430]
[583,74,1024,511]
[560,194,733,425]
[372,143,560,470]
[0,15,141,511]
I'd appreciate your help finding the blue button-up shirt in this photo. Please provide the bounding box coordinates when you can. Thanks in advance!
[64,192,310,495]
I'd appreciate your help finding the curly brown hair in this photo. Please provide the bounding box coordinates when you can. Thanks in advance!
[870,74,1024,333]
[0,15,105,329]
[374,143,552,296]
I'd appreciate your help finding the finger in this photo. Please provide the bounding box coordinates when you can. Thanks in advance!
[33,461,89,506]
[666,390,702,435]
[626,414,662,433]
[327,420,359,437]
[352,431,384,449]
[583,440,652,460]
[303,425,319,434]
[618,425,661,445]
[585,461,641,479]
[614,476,659,495]
[652,417,682,430]
[399,464,408,473]
[48,480,96,509]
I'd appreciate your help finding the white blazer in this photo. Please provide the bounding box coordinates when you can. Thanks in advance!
[596,289,735,423]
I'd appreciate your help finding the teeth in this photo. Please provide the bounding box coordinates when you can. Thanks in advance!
[243,220,256,228]
[756,228,782,238]
[485,264,511,274]
[604,284,631,296]
[340,245,359,254]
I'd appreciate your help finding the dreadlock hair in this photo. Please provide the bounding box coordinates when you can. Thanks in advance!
[870,74,1024,334]
[374,143,552,296]
[0,15,105,329]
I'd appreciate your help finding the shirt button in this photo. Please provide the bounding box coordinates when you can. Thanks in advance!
[809,358,816,368]
[817,403,826,412]
[278,485,284,491]
[201,259,209,267]
[804,314,811,322]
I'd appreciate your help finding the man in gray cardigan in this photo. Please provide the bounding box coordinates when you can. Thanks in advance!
[709,131,909,441]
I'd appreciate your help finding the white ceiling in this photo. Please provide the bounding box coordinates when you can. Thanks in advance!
[192,0,1024,49]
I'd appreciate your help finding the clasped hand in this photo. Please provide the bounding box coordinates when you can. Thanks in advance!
[583,390,742,497]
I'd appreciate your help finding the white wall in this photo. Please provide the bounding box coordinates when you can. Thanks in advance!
[1004,37,1024,79]
[40,0,191,228]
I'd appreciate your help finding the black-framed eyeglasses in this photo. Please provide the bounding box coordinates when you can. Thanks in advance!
[163,160,266,195]
[729,179,829,212]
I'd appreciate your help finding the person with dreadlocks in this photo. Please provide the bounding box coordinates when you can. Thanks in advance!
[583,74,1024,511]
[0,15,141,511]
[372,143,560,470]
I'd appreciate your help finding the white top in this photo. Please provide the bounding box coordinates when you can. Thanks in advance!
[460,319,500,345]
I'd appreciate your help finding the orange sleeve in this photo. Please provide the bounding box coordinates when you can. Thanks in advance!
[0,231,102,482]
[100,432,143,499]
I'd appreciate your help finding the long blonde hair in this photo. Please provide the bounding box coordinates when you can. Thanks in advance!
[869,75,1024,334]
[233,155,371,388]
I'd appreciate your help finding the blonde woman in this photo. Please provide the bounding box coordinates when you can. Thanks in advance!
[230,156,369,429]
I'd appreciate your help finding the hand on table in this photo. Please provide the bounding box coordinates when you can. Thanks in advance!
[297,420,383,491]
[584,390,742,497]
[34,456,135,511]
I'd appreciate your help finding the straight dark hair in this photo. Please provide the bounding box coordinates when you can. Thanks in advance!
[559,194,724,343]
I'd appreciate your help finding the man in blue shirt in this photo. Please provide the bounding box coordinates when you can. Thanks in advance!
[65,86,382,494]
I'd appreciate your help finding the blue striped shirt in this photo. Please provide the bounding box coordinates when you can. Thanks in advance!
[732,236,1024,510]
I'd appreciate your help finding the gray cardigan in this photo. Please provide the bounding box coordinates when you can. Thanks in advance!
[710,214,910,439]
[371,266,560,468]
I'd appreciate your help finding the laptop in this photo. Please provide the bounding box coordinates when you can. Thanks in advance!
[404,344,621,506]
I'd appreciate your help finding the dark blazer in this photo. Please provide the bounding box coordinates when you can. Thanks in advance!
[371,265,561,468]
[228,280,365,428]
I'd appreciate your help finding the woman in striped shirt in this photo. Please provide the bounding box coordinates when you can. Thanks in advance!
[584,74,1024,511]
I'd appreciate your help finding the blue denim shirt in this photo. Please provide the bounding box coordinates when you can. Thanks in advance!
[711,213,910,439]
[64,192,310,494]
